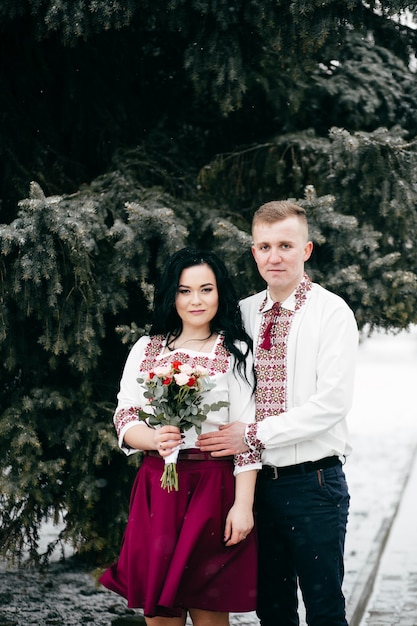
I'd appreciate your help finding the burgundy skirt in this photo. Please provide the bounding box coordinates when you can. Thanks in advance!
[99,450,257,617]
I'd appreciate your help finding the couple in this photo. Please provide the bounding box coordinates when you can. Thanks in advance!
[100,201,359,626]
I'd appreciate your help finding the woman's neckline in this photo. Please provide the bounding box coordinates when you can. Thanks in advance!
[162,332,220,355]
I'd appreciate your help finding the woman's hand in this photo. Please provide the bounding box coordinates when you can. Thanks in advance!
[223,468,257,546]
[223,504,254,546]
[153,425,182,458]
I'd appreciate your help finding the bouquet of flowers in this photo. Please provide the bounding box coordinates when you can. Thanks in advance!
[137,359,229,491]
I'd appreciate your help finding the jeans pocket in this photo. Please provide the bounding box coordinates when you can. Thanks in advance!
[317,466,350,508]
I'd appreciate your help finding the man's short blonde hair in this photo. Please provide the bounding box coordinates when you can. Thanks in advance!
[252,200,309,239]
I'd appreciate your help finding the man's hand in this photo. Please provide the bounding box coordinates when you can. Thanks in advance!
[197,421,247,456]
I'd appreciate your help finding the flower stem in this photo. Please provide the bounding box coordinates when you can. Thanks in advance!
[160,462,179,492]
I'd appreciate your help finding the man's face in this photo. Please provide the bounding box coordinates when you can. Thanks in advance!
[251,216,313,302]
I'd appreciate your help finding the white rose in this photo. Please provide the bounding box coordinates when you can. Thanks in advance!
[153,364,173,377]
[174,372,191,386]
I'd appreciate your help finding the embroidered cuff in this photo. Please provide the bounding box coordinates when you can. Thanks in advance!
[114,406,142,438]
[234,449,262,470]
[245,423,265,451]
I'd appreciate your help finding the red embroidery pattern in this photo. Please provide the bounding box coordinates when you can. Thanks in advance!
[235,447,262,466]
[246,422,264,451]
[139,334,230,374]
[293,273,312,311]
[252,274,313,444]
[255,311,294,421]
[114,406,141,438]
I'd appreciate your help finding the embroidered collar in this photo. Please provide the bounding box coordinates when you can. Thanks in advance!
[139,332,231,375]
[259,272,313,313]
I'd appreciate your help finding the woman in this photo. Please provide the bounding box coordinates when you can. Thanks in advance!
[100,248,261,626]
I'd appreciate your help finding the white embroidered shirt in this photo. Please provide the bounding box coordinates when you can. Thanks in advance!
[113,333,261,475]
[241,278,359,468]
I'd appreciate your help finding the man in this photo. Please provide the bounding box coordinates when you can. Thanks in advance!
[198,201,358,626]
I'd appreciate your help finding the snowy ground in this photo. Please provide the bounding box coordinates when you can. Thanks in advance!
[341,326,417,625]
[345,322,417,602]
[1,327,416,626]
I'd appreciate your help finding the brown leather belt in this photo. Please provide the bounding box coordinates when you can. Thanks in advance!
[260,456,341,480]
[146,450,234,462]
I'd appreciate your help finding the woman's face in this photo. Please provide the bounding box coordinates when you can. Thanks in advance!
[175,264,219,331]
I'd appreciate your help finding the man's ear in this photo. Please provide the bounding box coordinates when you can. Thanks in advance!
[304,241,313,262]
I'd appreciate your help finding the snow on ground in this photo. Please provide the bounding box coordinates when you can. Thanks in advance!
[345,324,417,589]
[347,324,417,534]
[342,326,417,624]
[1,327,417,625]
[349,325,417,435]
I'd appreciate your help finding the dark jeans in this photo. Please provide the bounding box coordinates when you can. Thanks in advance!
[255,463,350,626]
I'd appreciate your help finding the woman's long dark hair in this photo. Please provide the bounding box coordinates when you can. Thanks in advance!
[150,247,253,383]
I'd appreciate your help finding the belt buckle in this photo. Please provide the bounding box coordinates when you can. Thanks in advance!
[271,466,279,480]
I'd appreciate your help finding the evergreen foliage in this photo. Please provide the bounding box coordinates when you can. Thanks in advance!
[1,1,417,564]
[0,170,257,564]
[199,125,417,331]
